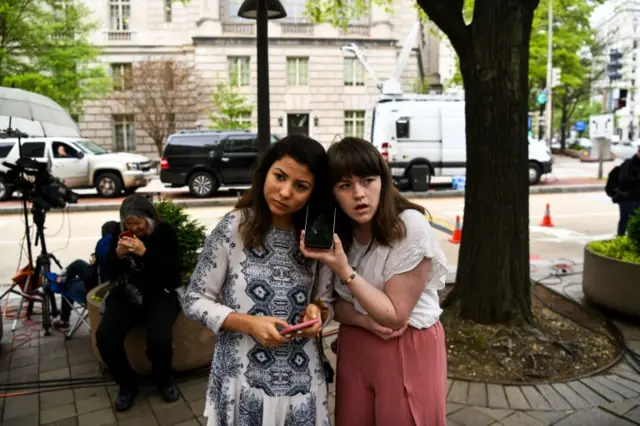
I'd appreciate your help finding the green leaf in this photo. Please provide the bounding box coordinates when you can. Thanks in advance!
[207,78,253,130]
[154,199,208,286]
[0,0,110,116]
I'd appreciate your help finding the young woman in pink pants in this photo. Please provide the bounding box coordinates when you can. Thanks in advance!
[301,137,448,426]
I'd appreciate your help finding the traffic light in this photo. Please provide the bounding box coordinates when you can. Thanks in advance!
[608,49,623,82]
[618,89,628,110]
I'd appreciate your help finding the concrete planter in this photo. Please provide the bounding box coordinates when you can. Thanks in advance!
[87,283,216,374]
[583,244,640,318]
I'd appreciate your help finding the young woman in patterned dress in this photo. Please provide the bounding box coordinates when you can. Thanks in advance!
[301,137,448,426]
[184,135,334,426]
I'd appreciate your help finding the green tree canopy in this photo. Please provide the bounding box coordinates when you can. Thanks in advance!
[0,0,110,117]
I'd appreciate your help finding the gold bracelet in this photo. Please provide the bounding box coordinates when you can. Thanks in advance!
[344,271,356,285]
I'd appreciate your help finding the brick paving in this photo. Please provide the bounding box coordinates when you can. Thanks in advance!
[1,263,639,425]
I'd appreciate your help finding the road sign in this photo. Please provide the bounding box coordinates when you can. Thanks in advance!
[536,91,547,105]
[575,120,586,132]
[589,114,615,138]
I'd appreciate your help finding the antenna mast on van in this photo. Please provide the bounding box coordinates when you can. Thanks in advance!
[341,22,421,97]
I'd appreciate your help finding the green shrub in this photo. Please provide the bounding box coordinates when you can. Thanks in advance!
[626,206,640,249]
[589,236,640,264]
[154,199,207,285]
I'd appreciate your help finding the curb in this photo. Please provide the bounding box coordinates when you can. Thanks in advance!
[0,183,604,216]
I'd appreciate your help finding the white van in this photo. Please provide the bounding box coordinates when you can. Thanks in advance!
[368,95,553,190]
[342,24,553,191]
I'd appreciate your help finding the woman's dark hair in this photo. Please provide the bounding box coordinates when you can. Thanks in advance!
[236,135,329,248]
[327,137,427,253]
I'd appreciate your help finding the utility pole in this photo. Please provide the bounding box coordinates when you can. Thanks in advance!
[545,0,553,146]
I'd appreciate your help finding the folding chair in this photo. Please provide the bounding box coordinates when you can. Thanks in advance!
[45,272,90,340]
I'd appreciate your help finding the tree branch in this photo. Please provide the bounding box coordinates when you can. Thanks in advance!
[417,0,470,54]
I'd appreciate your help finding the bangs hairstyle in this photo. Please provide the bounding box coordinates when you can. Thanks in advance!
[327,137,427,253]
[236,135,330,249]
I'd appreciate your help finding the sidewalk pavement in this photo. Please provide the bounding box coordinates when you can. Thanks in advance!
[0,177,605,216]
[1,261,638,426]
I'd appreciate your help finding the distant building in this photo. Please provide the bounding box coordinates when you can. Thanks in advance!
[593,0,640,140]
[77,0,446,158]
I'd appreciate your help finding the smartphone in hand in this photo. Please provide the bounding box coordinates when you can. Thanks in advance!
[279,318,321,335]
[303,204,337,250]
[119,230,134,239]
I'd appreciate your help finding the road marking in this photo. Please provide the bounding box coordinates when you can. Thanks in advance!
[530,226,614,244]
[529,212,617,219]
[444,211,617,219]
[0,236,100,245]
[0,219,17,228]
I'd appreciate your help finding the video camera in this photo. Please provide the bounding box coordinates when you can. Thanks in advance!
[2,157,78,209]
[113,274,144,306]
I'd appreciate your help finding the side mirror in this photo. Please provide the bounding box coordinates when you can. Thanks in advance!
[76,151,85,159]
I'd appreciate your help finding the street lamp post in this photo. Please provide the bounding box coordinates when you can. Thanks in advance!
[238,0,287,154]
[545,0,553,145]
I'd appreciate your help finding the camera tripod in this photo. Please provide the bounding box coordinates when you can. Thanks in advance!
[4,203,61,336]
[0,124,60,336]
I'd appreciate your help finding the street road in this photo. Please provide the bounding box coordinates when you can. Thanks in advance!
[0,191,619,287]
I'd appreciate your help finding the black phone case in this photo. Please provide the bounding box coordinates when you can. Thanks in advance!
[303,205,336,250]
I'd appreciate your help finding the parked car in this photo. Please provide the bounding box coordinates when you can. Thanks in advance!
[611,140,640,160]
[0,137,153,200]
[160,130,280,197]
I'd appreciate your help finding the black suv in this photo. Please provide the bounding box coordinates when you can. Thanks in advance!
[160,130,279,197]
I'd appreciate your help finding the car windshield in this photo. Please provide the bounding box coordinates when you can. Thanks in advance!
[74,139,108,155]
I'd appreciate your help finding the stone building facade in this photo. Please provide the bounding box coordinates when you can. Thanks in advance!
[79,0,437,159]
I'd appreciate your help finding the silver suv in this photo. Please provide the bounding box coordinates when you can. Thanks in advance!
[0,137,153,200]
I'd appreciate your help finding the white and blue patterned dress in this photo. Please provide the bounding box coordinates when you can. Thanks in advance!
[184,211,334,426]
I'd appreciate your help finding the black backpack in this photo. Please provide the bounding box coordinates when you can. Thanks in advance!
[606,166,621,198]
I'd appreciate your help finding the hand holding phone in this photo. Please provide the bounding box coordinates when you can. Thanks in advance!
[303,204,337,250]
[279,318,321,335]
[119,230,134,239]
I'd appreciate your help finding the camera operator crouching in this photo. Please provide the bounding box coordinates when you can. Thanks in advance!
[96,195,181,412]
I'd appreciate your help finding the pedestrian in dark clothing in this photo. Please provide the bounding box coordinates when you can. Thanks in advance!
[615,149,640,236]
[96,195,182,412]
[38,221,119,329]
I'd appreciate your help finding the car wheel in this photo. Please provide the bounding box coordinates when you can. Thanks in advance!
[96,172,124,198]
[0,178,9,201]
[188,172,218,198]
[528,162,542,185]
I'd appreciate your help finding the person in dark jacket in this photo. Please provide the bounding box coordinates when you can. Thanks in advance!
[616,149,640,236]
[37,221,119,330]
[96,195,181,412]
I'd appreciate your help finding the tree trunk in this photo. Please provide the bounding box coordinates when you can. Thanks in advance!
[423,0,538,324]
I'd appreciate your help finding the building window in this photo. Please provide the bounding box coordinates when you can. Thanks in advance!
[113,114,136,152]
[164,0,172,22]
[227,0,244,22]
[287,57,309,86]
[109,0,130,31]
[228,56,250,87]
[344,58,365,86]
[111,63,132,91]
[281,0,309,23]
[235,112,252,129]
[344,110,365,138]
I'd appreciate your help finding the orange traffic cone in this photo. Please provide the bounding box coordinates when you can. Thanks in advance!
[540,203,554,227]
[449,216,462,244]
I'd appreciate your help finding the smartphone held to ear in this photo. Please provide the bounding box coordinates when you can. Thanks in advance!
[303,204,337,250]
